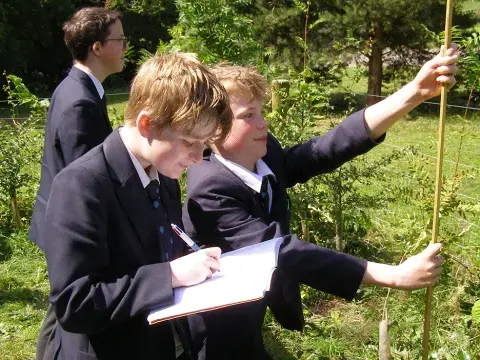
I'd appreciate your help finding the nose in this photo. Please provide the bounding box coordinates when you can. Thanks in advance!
[190,143,204,164]
[257,115,268,129]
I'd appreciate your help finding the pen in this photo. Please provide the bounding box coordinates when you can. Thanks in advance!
[171,224,201,251]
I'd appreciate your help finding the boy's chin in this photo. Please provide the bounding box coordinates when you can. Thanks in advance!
[156,166,183,180]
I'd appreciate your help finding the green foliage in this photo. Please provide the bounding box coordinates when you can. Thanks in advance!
[0,0,75,94]
[268,67,407,254]
[158,0,262,64]
[0,74,46,233]
[0,0,177,94]
[473,300,480,324]
[0,230,49,359]
[253,0,477,94]
[362,146,480,290]
[107,0,168,15]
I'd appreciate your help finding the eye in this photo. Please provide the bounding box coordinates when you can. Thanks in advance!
[183,139,194,147]
[243,113,253,119]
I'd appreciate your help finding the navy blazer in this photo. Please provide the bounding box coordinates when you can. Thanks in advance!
[30,66,113,250]
[43,130,191,360]
[183,110,384,360]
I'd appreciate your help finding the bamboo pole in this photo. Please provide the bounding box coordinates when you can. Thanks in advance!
[421,1,454,358]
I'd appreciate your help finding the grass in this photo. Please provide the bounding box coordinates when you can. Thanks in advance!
[0,93,479,359]
[463,0,480,12]
[0,232,48,360]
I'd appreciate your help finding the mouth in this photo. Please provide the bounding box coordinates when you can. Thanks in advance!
[254,137,268,142]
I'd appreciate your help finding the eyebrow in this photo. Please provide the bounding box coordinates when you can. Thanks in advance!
[184,132,214,142]
[235,106,255,117]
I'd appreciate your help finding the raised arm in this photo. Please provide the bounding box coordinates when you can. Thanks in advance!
[364,44,458,140]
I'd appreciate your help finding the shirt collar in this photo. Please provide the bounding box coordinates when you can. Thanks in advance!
[214,154,275,193]
[119,127,159,188]
[74,64,105,99]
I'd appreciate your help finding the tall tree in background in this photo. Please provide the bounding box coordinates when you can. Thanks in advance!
[322,0,475,104]
[252,0,476,103]
[0,0,75,94]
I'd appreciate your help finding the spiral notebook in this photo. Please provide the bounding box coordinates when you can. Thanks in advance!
[147,237,284,325]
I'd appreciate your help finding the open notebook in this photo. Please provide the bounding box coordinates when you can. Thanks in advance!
[147,237,284,325]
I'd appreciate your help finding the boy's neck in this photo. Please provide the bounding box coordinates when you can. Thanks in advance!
[212,147,257,173]
[119,126,151,170]
[74,59,108,83]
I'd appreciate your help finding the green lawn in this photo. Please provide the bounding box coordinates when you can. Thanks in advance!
[0,234,48,360]
[0,97,479,359]
[463,0,480,11]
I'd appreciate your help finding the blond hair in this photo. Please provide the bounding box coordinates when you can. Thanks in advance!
[125,52,232,142]
[210,64,268,103]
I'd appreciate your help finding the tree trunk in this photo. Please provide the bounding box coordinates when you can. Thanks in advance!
[367,21,384,106]
[10,188,21,229]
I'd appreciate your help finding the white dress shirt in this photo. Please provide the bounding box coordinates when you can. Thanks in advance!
[214,153,275,212]
[74,64,105,99]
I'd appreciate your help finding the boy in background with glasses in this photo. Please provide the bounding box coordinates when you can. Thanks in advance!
[30,7,128,360]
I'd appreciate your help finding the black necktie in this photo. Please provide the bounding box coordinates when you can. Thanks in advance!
[260,175,276,214]
[259,177,269,212]
[146,179,193,359]
[145,179,173,262]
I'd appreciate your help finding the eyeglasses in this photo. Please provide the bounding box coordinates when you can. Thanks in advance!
[104,37,128,49]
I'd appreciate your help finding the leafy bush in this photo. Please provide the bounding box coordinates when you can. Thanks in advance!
[0,74,46,234]
[155,0,262,64]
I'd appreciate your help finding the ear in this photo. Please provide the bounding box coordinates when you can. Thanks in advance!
[136,110,153,139]
[91,41,102,56]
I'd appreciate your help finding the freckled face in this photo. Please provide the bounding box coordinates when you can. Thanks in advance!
[220,94,268,171]
[147,120,217,179]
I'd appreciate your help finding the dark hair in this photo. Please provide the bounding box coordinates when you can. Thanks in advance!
[63,7,122,62]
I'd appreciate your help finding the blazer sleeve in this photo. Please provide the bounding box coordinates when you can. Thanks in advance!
[44,166,174,334]
[57,99,111,166]
[280,109,386,187]
[184,172,367,300]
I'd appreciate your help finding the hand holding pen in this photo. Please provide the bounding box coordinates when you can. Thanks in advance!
[171,224,201,251]
[169,224,221,288]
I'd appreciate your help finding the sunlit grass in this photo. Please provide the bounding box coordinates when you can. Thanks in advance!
[0,94,479,359]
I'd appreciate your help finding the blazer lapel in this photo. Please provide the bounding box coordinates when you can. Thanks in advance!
[208,152,271,222]
[262,140,292,233]
[103,129,160,260]
[208,152,256,194]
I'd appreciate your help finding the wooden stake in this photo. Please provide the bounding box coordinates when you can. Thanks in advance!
[421,1,454,358]
[271,79,290,112]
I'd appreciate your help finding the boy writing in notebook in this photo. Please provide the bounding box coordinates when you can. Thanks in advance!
[183,45,458,359]
[41,52,231,360]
